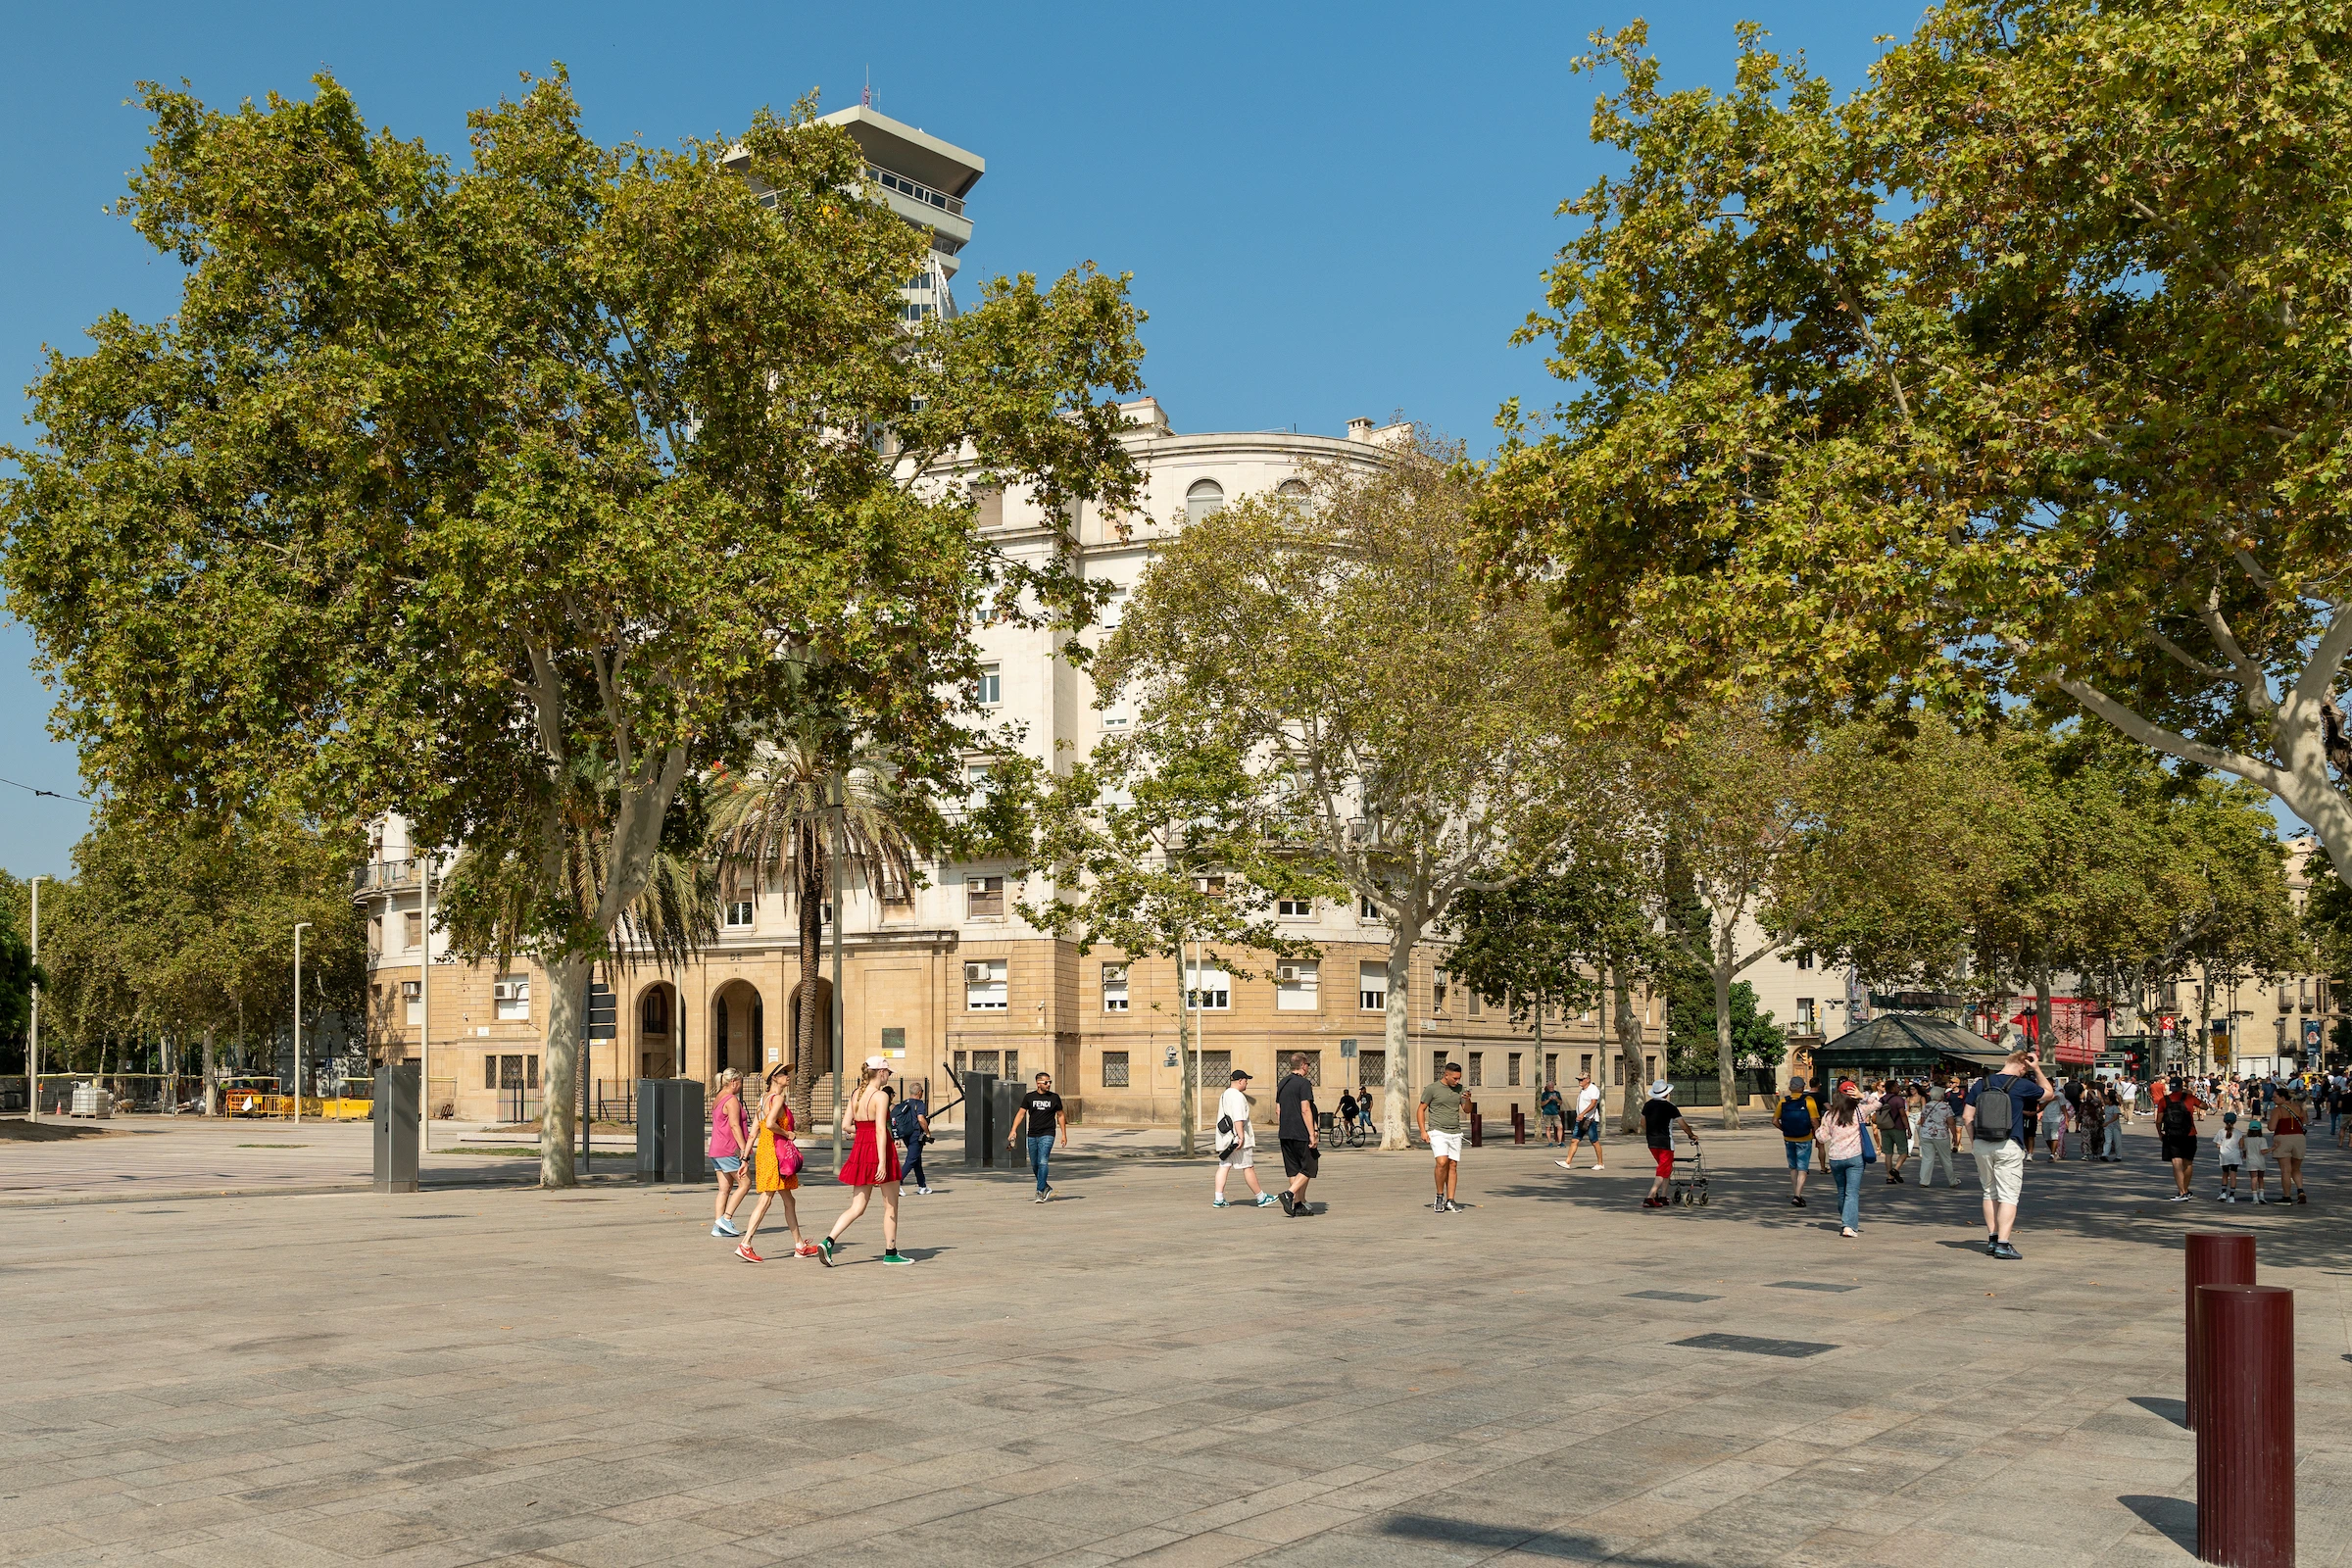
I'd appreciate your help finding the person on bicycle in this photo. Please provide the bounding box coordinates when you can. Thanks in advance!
[1336,1088,1359,1146]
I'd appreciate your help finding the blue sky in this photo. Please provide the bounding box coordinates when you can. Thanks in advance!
[0,0,1930,876]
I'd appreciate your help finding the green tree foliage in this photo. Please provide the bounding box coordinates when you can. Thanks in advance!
[1078,437,1606,1150]
[13,812,366,1098]
[1664,977,1784,1081]
[1476,2,2352,899]
[1,74,1143,1183]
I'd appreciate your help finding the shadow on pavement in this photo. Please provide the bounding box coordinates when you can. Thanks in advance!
[1379,1512,1711,1564]
[2120,1494,2197,1550]
[2130,1396,2187,1428]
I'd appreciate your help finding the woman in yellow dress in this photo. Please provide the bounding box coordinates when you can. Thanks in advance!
[734,1062,813,1262]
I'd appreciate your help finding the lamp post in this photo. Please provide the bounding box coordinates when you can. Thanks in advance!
[292,921,314,1126]
[829,773,847,1172]
[26,875,45,1122]
[418,853,432,1155]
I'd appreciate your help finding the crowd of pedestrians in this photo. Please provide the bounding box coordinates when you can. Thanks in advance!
[695,1037,2341,1266]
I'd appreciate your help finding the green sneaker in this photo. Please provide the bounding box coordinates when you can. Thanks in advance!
[880,1250,913,1266]
[817,1237,837,1268]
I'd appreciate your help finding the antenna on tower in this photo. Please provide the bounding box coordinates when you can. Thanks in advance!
[863,68,871,109]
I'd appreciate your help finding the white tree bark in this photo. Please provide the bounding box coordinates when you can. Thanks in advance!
[1380,906,1421,1152]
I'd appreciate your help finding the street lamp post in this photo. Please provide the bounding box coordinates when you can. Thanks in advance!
[26,875,45,1122]
[418,855,431,1156]
[293,921,314,1126]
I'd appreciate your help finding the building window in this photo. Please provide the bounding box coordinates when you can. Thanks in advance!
[1185,961,1231,1010]
[641,989,669,1036]
[1102,963,1130,1012]
[1544,1053,1558,1086]
[1507,1052,1522,1087]
[964,959,1007,1011]
[1277,478,1310,503]
[1360,962,1388,1012]
[1192,873,1228,897]
[973,663,1002,707]
[1277,897,1312,917]
[1432,969,1450,1015]
[1581,1053,1593,1081]
[1613,1055,1624,1087]
[1359,895,1384,923]
[1645,1054,1657,1084]
[1276,960,1319,1011]
[1185,478,1225,523]
[1795,998,1816,1034]
[1796,951,1814,970]
[494,974,530,1022]
[1468,1053,1484,1087]
[1358,1049,1386,1089]
[1289,1050,1323,1085]
[966,875,1005,918]
[1468,990,1483,1018]
[404,911,422,951]
[1102,1051,1130,1088]
[402,980,422,1026]
[970,1050,1000,1077]
[1004,1051,1019,1083]
[488,1053,537,1089]
[724,899,754,928]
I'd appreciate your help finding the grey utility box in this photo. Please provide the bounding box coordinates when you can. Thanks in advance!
[372,1063,420,1194]
[961,1071,999,1166]
[636,1078,706,1185]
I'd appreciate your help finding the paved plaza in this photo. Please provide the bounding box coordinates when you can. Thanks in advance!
[2,1117,2348,1567]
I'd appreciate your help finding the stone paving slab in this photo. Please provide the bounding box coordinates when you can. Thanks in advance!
[1,1121,2347,1565]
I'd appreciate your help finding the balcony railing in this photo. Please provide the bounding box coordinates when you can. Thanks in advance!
[351,859,421,894]
[865,165,964,218]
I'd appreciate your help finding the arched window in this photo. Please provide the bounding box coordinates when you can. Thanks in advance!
[1277,479,1309,500]
[1185,478,1225,523]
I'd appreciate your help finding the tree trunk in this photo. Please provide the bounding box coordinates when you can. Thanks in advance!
[1615,964,1645,1134]
[1713,940,1741,1130]
[202,1028,218,1117]
[538,953,593,1188]
[1380,911,1420,1151]
[1179,940,1196,1157]
[791,833,826,1140]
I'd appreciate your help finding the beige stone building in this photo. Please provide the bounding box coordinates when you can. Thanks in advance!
[354,402,1659,1129]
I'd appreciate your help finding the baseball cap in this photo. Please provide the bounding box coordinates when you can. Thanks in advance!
[1229,1068,1252,1081]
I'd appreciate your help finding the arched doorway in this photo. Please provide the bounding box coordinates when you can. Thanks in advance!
[711,979,765,1079]
[634,981,678,1081]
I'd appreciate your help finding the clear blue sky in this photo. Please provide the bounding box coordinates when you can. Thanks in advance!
[0,0,1932,878]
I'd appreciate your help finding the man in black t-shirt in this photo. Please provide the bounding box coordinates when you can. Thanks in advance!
[1005,1072,1066,1203]
[1640,1081,1696,1209]
[1274,1054,1321,1217]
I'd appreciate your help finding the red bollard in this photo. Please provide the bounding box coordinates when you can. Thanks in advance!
[2195,1284,2293,1568]
[1512,1106,1526,1144]
[1470,1107,1483,1148]
[2184,1231,2257,1430]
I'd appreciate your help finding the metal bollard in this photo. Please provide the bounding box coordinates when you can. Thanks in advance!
[1512,1106,1526,1144]
[1469,1107,1483,1148]
[2194,1284,2293,1568]
[2184,1231,2257,1430]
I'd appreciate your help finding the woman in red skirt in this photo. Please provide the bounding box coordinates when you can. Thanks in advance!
[820,1056,912,1266]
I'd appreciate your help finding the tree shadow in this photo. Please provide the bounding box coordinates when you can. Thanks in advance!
[2120,1494,2196,1550]
[2130,1396,2186,1428]
[1378,1512,1707,1564]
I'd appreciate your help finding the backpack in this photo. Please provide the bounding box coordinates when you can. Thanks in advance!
[1974,1076,2016,1142]
[2161,1099,2195,1139]
[890,1100,920,1142]
[1874,1097,1903,1132]
[1776,1094,1817,1139]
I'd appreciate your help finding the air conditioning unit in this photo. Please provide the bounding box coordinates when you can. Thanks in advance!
[1278,963,1305,982]
[492,980,520,1002]
[963,962,992,983]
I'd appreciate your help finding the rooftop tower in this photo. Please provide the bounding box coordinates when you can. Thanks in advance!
[816,106,985,322]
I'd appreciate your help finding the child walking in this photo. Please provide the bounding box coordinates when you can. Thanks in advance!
[2214,1112,2244,1202]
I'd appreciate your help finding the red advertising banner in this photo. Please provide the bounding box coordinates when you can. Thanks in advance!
[2008,1000,2108,1065]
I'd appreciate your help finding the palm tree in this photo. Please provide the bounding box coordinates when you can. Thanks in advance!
[710,717,930,1135]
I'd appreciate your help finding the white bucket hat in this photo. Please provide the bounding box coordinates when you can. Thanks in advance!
[1647,1080,1673,1100]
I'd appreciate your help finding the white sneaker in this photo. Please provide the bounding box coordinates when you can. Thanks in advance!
[1591,1163,1605,1171]
[712,1217,742,1237]
[1554,1158,1575,1170]
[915,1186,931,1196]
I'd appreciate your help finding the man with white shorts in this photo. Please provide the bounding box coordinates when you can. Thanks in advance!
[1418,1058,1473,1213]
[1212,1068,1278,1208]
[1963,1039,2054,1260]
[1555,1071,1606,1171]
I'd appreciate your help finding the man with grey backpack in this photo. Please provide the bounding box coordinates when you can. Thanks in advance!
[1962,1037,2055,1260]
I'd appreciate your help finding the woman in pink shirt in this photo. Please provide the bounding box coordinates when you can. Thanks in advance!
[709,1068,750,1238]
[1814,1087,1870,1239]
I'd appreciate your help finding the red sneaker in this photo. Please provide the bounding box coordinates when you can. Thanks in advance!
[793,1243,821,1257]
[734,1243,764,1263]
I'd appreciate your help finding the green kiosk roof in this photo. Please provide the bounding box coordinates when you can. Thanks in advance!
[1809,1013,2010,1083]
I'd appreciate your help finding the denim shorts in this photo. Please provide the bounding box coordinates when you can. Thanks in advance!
[711,1154,743,1173]
[1784,1140,1813,1170]
[1575,1116,1601,1142]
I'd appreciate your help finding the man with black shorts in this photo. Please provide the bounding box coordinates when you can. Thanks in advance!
[1275,1054,1320,1217]
[2157,1073,2205,1200]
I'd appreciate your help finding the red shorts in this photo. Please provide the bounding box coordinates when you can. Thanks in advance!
[1652,1147,1674,1179]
